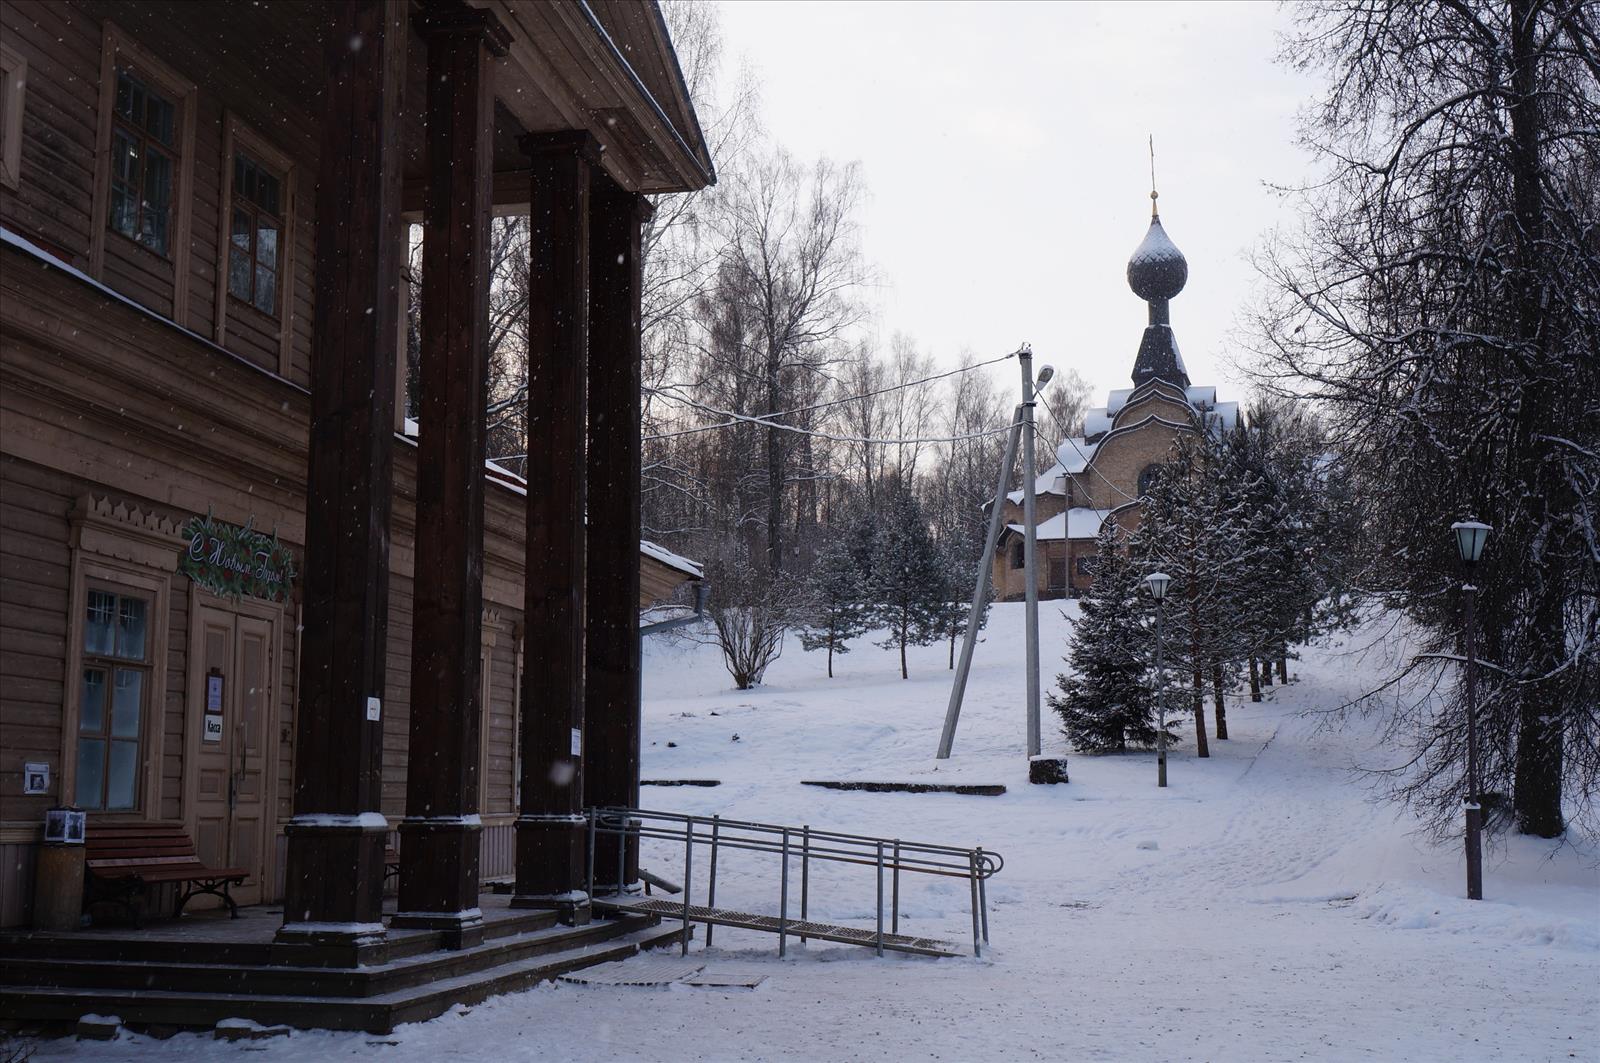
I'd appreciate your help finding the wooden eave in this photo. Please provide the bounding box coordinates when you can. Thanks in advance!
[474,0,712,197]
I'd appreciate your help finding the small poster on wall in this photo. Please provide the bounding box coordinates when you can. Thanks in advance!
[24,762,49,795]
[207,672,224,712]
[204,715,224,743]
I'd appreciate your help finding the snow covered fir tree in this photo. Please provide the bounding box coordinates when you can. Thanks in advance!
[1049,521,1161,752]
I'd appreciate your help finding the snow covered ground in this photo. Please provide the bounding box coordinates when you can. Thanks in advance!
[40,604,1599,1061]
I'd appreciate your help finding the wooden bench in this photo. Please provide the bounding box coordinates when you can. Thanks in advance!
[85,822,248,925]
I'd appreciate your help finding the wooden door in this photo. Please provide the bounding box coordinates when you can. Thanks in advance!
[191,604,276,908]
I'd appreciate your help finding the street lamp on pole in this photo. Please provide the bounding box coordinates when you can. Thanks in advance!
[1451,519,1490,901]
[1145,571,1171,788]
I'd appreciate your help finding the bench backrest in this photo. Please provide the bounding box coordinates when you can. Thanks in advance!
[86,822,205,871]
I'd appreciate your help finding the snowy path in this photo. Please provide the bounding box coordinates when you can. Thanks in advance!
[36,605,1599,1061]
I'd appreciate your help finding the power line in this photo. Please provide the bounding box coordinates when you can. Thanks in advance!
[647,389,1024,446]
[643,348,1022,443]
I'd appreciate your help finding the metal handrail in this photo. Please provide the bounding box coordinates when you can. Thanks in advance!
[586,806,1000,958]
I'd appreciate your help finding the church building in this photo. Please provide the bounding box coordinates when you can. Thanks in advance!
[993,192,1239,600]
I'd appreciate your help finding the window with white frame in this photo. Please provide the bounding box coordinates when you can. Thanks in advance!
[76,587,152,810]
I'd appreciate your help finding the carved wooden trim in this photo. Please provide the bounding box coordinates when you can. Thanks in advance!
[69,494,185,573]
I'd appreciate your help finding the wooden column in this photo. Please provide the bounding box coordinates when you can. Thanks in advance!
[512,131,597,922]
[392,3,509,950]
[585,176,648,891]
[276,0,406,966]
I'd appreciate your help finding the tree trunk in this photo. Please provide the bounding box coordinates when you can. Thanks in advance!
[900,626,908,680]
[1191,665,1209,758]
[1276,657,1288,684]
[1506,0,1564,840]
[1262,656,1274,687]
[827,637,834,679]
[1212,662,1228,740]
[1248,656,1262,702]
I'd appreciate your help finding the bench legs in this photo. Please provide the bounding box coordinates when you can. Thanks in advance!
[174,877,243,919]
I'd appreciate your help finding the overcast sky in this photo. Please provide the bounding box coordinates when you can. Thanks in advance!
[713,0,1325,410]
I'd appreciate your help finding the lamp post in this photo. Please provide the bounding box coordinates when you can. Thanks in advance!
[1018,348,1054,759]
[1145,571,1171,788]
[1451,520,1490,901]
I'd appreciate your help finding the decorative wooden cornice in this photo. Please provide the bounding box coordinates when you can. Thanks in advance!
[70,494,185,572]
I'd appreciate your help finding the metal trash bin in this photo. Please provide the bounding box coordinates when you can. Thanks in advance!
[33,808,87,931]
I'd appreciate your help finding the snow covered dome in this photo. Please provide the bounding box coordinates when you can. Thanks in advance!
[1126,215,1188,303]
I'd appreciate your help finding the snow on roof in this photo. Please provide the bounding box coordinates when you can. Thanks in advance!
[1007,507,1115,542]
[1005,465,1066,504]
[1056,437,1098,474]
[640,540,703,580]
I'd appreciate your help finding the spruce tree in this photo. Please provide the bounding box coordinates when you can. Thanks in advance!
[1049,522,1161,752]
[799,519,872,678]
[869,479,946,679]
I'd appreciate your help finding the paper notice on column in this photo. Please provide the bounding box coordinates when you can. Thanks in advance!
[571,728,582,756]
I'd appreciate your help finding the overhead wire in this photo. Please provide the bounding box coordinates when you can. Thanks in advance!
[643,347,1024,445]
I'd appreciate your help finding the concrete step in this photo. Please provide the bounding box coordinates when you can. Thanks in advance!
[0,915,645,998]
[0,922,686,1035]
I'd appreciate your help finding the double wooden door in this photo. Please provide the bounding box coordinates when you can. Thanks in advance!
[189,601,277,908]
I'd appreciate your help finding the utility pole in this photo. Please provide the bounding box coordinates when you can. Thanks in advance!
[1019,348,1042,758]
[937,406,1024,760]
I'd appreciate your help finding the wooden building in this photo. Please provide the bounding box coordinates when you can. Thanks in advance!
[0,0,711,1025]
[993,200,1239,600]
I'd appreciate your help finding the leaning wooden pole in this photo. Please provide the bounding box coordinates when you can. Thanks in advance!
[937,407,1023,759]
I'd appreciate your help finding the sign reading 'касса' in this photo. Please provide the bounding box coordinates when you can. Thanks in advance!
[180,511,297,603]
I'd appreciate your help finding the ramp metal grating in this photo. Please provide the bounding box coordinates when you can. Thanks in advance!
[600,897,961,958]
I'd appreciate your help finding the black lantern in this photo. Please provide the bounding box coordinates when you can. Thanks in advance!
[1451,521,1491,566]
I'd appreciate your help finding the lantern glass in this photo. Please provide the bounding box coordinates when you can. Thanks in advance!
[1145,572,1171,600]
[1450,521,1491,565]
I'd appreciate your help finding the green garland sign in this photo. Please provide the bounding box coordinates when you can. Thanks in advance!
[180,511,297,603]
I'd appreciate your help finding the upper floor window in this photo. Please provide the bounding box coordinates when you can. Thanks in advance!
[0,40,27,190]
[109,69,176,256]
[1011,542,1025,570]
[76,587,151,811]
[228,152,283,316]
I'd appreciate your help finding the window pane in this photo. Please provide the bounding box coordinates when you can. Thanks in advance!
[112,129,136,184]
[141,149,171,255]
[258,172,279,216]
[254,265,276,315]
[81,668,107,734]
[115,70,133,120]
[256,222,277,267]
[229,246,252,301]
[231,207,251,249]
[116,596,147,659]
[241,158,255,203]
[76,738,106,809]
[112,669,143,738]
[107,740,139,810]
[130,81,146,128]
[85,590,116,655]
[110,187,134,239]
[146,94,174,146]
[234,154,246,198]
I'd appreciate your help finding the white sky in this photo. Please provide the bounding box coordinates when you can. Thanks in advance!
[714,0,1324,409]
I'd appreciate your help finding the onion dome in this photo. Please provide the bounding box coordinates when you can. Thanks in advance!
[1126,212,1188,303]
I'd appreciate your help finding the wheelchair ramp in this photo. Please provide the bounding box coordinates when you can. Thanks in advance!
[596,896,962,958]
